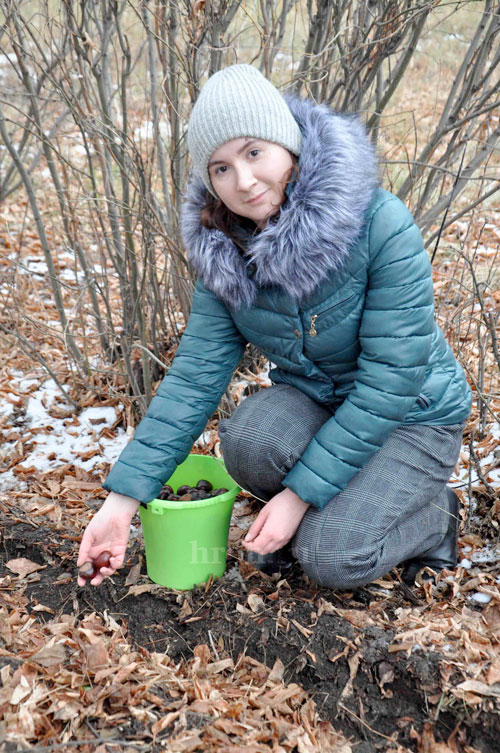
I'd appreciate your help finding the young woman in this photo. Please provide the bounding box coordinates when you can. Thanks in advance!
[77,64,471,589]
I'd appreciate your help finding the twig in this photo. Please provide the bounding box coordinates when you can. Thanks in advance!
[338,702,396,741]
[0,323,79,410]
[468,433,496,498]
[430,146,466,265]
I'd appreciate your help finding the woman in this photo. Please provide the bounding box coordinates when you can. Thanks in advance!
[77,64,471,589]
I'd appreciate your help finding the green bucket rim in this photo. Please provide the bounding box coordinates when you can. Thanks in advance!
[143,454,240,512]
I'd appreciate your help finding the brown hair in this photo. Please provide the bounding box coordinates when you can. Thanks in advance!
[200,156,299,253]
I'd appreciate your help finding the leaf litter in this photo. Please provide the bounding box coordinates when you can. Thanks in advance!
[0,599,348,751]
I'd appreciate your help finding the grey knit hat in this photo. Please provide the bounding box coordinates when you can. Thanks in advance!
[187,64,302,197]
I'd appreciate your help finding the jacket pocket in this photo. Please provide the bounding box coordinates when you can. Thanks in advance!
[308,293,356,336]
[416,394,430,409]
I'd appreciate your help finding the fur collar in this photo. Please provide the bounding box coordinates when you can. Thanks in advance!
[181,95,379,310]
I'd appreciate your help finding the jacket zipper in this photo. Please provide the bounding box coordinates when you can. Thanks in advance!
[309,293,355,336]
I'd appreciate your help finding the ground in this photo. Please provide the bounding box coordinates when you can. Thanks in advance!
[1,493,500,752]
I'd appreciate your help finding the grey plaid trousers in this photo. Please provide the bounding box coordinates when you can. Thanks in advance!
[218,384,464,589]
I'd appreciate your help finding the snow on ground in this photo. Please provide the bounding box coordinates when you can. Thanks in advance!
[11,254,106,284]
[0,375,128,487]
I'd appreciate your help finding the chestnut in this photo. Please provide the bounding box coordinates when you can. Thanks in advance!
[78,550,112,583]
[176,485,193,496]
[211,488,228,498]
[94,551,112,570]
[190,490,207,500]
[79,562,97,581]
[197,479,213,492]
[157,484,174,500]
[179,493,193,501]
[167,494,180,501]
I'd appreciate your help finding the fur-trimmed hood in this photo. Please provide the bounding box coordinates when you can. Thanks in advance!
[181,95,379,310]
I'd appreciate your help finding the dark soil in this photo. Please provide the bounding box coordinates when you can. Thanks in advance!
[1,517,498,752]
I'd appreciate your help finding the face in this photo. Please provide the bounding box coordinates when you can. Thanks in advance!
[208,138,295,229]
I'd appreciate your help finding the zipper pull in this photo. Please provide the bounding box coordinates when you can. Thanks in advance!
[309,314,318,337]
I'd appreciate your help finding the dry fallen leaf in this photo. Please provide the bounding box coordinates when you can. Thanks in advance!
[84,641,110,674]
[124,560,142,586]
[247,593,266,613]
[206,658,234,675]
[5,558,45,577]
[454,680,500,698]
[486,656,500,685]
[31,644,67,667]
[268,657,285,684]
[151,709,182,738]
[10,676,31,706]
[419,722,456,753]
[121,583,163,599]
[483,603,500,637]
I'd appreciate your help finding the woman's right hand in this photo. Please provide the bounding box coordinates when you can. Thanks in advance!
[76,491,141,586]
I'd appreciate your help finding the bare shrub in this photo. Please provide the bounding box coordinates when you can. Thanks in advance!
[0,0,498,422]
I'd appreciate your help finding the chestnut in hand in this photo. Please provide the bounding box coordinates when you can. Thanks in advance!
[78,562,97,581]
[94,550,112,570]
[78,550,112,583]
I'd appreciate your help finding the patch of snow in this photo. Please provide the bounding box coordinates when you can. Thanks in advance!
[79,406,118,432]
[59,268,86,283]
[0,400,14,417]
[458,558,472,569]
[469,592,492,605]
[195,430,213,447]
[0,54,17,66]
[471,545,500,565]
[0,441,17,459]
[18,377,41,393]
[25,380,60,428]
[4,379,128,480]
[474,244,499,257]
[17,257,48,279]
[134,120,170,141]
[0,469,27,493]
[488,467,500,486]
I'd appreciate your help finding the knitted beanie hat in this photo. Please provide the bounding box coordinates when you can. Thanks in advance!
[187,64,302,197]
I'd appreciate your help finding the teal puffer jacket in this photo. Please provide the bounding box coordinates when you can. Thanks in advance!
[104,97,471,508]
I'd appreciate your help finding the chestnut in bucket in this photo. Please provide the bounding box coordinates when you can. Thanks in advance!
[157,480,229,503]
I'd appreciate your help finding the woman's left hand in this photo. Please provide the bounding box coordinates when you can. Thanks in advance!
[242,488,310,555]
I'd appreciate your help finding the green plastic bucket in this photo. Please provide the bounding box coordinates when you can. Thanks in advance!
[139,454,240,590]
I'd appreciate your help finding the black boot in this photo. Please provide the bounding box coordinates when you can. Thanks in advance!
[246,541,295,576]
[402,487,460,585]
